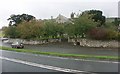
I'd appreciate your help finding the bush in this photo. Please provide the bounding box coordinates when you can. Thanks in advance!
[88,27,120,40]
[106,29,118,40]
[87,27,107,40]
[116,32,120,41]
[4,26,20,38]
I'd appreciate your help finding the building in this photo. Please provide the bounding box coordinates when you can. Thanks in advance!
[106,18,115,23]
[55,14,70,23]
[106,17,120,23]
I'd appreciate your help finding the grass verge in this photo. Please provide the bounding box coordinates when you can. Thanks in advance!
[0,46,119,61]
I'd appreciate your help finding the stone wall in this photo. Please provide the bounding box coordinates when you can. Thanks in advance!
[7,38,61,45]
[6,38,119,48]
[68,38,119,48]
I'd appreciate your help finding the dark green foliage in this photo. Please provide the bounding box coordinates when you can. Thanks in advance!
[66,14,97,38]
[113,18,120,26]
[4,26,20,38]
[17,20,44,39]
[70,12,75,19]
[7,14,35,26]
[117,33,120,41]
[105,29,118,40]
[4,10,119,41]
[43,20,64,38]
[82,10,106,27]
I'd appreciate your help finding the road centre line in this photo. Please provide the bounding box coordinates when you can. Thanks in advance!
[0,56,88,73]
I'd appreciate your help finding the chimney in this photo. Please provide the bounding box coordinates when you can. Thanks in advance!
[51,16,53,19]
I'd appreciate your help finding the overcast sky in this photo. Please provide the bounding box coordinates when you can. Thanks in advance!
[0,0,119,29]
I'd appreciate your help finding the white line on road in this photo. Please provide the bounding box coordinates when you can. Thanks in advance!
[0,56,88,73]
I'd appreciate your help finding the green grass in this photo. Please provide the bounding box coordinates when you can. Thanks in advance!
[0,46,119,60]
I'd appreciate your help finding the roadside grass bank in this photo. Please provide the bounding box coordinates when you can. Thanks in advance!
[0,46,119,61]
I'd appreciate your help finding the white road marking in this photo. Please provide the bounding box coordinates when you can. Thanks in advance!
[0,56,87,73]
[1,50,119,64]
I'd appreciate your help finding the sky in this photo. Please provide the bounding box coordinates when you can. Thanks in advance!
[0,0,119,29]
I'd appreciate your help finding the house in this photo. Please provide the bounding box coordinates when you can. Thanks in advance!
[106,17,120,23]
[55,14,70,24]
[106,18,115,23]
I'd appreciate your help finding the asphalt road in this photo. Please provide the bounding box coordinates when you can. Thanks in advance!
[0,50,118,73]
[1,59,56,72]
[1,41,118,56]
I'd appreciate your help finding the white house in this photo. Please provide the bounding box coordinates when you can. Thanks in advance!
[55,14,70,23]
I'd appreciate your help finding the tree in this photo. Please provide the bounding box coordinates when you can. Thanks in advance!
[17,20,44,39]
[82,10,106,27]
[43,20,64,39]
[113,18,120,26]
[7,14,35,26]
[70,12,75,19]
[65,14,97,38]
[4,26,20,38]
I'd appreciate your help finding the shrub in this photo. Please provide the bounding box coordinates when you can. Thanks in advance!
[106,29,118,40]
[88,27,120,40]
[4,26,20,38]
[87,27,107,40]
[118,33,120,41]
[116,32,120,41]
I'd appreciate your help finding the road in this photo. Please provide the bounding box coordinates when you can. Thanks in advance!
[1,41,118,56]
[0,40,119,73]
[1,59,56,72]
[0,50,119,73]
